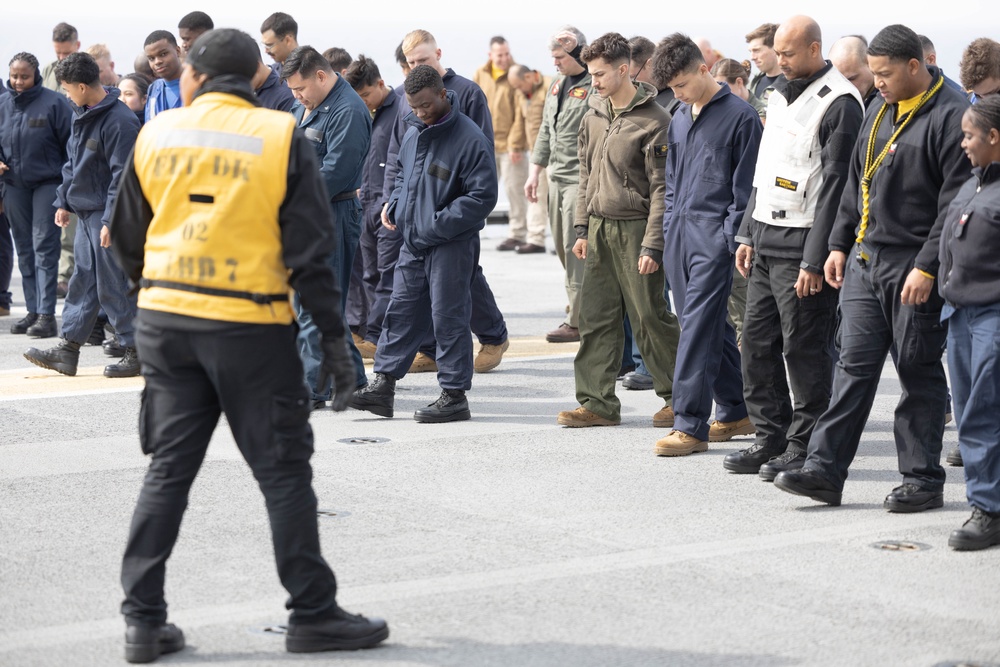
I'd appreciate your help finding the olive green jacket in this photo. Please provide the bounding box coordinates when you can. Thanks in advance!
[530,71,593,184]
[575,82,671,253]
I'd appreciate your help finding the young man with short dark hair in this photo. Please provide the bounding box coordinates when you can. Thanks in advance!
[41,22,80,92]
[344,55,403,360]
[745,23,782,99]
[350,65,498,423]
[143,30,183,121]
[260,12,299,73]
[177,11,214,56]
[555,32,680,429]
[650,33,763,457]
[283,45,372,409]
[23,52,140,378]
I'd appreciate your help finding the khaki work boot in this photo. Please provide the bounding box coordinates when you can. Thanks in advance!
[708,416,755,442]
[556,406,620,428]
[653,405,675,427]
[408,352,437,373]
[474,339,509,373]
[655,430,708,456]
[356,339,377,359]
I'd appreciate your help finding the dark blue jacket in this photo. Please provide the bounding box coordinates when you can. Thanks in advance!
[382,68,493,203]
[255,67,295,112]
[939,162,1000,307]
[292,74,372,200]
[663,83,762,253]
[359,86,402,218]
[386,95,498,254]
[55,87,140,226]
[0,71,73,190]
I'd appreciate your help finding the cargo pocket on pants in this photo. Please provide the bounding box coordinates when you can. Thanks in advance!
[902,311,947,365]
[272,394,315,462]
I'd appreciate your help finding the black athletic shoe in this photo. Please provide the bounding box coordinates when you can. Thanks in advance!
[349,373,395,418]
[286,606,389,653]
[414,389,470,423]
[124,622,185,663]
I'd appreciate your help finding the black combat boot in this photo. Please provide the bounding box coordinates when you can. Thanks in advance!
[124,622,185,663]
[10,312,38,334]
[349,372,395,417]
[413,389,470,423]
[103,337,126,357]
[24,339,81,376]
[105,346,141,378]
[26,314,58,338]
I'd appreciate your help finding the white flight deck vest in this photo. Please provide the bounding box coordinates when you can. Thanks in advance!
[752,67,863,228]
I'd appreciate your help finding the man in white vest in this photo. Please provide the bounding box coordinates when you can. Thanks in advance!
[727,15,864,480]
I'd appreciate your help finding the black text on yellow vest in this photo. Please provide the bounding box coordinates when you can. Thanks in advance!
[134,92,296,324]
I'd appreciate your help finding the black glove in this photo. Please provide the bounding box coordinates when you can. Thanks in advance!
[317,334,354,411]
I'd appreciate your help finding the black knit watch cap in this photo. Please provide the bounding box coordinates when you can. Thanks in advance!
[186,28,259,80]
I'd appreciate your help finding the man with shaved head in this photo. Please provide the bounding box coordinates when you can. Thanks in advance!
[727,15,864,479]
[829,35,877,108]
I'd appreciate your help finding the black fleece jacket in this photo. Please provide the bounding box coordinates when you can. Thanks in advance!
[829,67,970,276]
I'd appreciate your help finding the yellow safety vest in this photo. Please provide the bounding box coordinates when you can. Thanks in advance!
[134,92,296,324]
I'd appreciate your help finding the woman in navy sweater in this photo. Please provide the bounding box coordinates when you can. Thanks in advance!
[939,94,1000,551]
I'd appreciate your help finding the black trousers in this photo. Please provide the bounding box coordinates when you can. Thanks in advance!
[121,314,338,625]
[741,254,837,453]
[802,243,948,491]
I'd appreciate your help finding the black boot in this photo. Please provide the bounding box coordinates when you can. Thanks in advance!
[124,622,185,663]
[949,507,1000,551]
[105,346,141,378]
[103,337,126,357]
[286,606,389,653]
[26,314,58,339]
[24,339,81,376]
[946,446,963,467]
[10,312,38,334]
[723,441,784,474]
[87,317,109,345]
[414,389,470,423]
[349,372,395,417]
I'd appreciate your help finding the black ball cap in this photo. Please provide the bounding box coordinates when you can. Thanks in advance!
[186,28,259,80]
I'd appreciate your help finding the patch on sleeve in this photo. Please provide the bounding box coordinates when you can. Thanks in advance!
[569,87,589,100]
[654,144,668,158]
